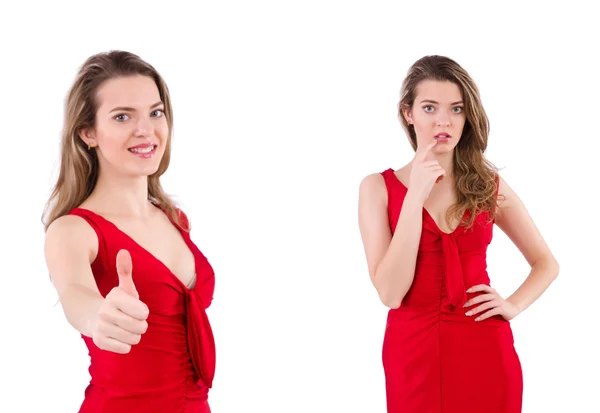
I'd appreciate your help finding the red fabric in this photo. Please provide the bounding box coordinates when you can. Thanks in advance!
[380,168,523,413]
[68,206,215,413]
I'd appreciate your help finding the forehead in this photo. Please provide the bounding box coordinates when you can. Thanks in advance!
[95,75,161,111]
[415,79,463,103]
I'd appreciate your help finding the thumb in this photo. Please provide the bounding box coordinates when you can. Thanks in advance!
[116,249,138,298]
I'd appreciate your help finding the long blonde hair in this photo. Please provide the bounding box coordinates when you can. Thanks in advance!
[42,50,185,232]
[398,55,501,229]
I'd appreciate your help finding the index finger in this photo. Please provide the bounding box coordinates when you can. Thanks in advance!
[416,140,438,162]
[466,284,495,294]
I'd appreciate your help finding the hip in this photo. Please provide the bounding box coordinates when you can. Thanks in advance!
[79,383,210,413]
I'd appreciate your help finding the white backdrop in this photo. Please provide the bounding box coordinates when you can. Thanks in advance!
[1,1,598,412]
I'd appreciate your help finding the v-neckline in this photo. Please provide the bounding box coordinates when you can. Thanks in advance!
[74,206,197,293]
[387,169,465,236]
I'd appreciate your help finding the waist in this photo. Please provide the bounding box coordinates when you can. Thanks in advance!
[387,301,508,327]
[83,325,210,393]
[404,269,491,306]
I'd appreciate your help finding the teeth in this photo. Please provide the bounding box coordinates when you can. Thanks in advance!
[129,146,154,154]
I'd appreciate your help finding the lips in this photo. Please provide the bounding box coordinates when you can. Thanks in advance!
[435,133,451,140]
[128,143,157,157]
[128,143,155,150]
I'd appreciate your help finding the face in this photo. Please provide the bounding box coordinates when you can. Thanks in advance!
[403,79,466,155]
[80,75,168,179]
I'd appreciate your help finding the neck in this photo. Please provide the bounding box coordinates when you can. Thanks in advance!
[87,169,154,218]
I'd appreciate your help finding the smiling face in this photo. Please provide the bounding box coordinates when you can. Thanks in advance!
[402,79,467,155]
[79,74,169,179]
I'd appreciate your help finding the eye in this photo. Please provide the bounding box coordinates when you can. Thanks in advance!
[114,114,129,121]
[151,109,164,117]
[452,106,463,114]
[423,105,434,113]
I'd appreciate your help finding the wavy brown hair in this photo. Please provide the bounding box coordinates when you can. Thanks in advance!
[398,55,502,230]
[42,50,185,232]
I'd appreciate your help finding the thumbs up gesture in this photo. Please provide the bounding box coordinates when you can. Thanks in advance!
[92,249,149,354]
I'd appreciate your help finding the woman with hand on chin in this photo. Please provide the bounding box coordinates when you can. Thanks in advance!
[358,55,559,413]
[43,50,215,413]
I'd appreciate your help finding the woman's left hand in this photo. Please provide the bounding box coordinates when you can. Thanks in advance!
[463,284,521,321]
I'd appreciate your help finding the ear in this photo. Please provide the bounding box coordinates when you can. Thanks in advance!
[401,106,413,125]
[78,127,97,149]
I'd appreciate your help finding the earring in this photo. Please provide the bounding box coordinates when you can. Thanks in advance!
[87,143,91,150]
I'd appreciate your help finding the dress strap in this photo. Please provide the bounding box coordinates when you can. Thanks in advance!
[68,208,108,271]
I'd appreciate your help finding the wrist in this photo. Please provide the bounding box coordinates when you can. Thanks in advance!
[404,190,424,208]
[506,296,525,315]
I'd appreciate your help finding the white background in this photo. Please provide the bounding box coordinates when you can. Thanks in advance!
[1,1,598,412]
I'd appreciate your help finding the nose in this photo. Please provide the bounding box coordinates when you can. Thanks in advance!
[436,117,450,127]
[134,115,153,137]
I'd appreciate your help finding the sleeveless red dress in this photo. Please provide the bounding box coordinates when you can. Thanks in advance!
[380,168,523,413]
[68,207,216,413]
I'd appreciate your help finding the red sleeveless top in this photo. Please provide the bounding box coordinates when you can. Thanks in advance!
[379,169,523,413]
[68,207,215,413]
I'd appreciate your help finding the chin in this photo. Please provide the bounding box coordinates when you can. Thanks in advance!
[139,165,162,177]
[433,146,451,154]
[121,162,162,178]
[436,141,458,151]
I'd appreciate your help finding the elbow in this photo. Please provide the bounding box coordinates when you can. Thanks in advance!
[534,255,560,281]
[550,258,560,280]
[379,290,403,309]
[372,265,405,309]
[372,270,405,309]
[544,254,560,279]
[383,299,402,310]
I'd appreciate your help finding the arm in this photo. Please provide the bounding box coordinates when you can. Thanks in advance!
[358,173,424,309]
[495,175,559,313]
[464,175,560,320]
[45,215,104,338]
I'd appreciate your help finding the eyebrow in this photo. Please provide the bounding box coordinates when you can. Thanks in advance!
[109,101,164,113]
[420,99,464,105]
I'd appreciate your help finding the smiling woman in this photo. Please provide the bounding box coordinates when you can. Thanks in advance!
[42,51,216,413]
[84,76,166,176]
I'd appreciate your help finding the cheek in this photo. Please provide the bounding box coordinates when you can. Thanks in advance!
[414,116,433,136]
[455,117,467,135]
[412,110,429,124]
[96,124,131,151]
[155,120,169,140]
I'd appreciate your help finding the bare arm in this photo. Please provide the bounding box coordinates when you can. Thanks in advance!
[45,215,104,338]
[495,175,560,313]
[358,173,424,308]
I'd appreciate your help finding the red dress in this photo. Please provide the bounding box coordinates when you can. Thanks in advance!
[68,207,216,413]
[380,168,523,413]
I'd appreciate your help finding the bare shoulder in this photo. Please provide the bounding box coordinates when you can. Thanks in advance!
[359,172,387,203]
[45,214,97,247]
[45,215,99,285]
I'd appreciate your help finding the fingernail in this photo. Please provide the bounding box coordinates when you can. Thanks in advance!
[475,317,481,321]
[465,311,472,316]
[467,288,473,293]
